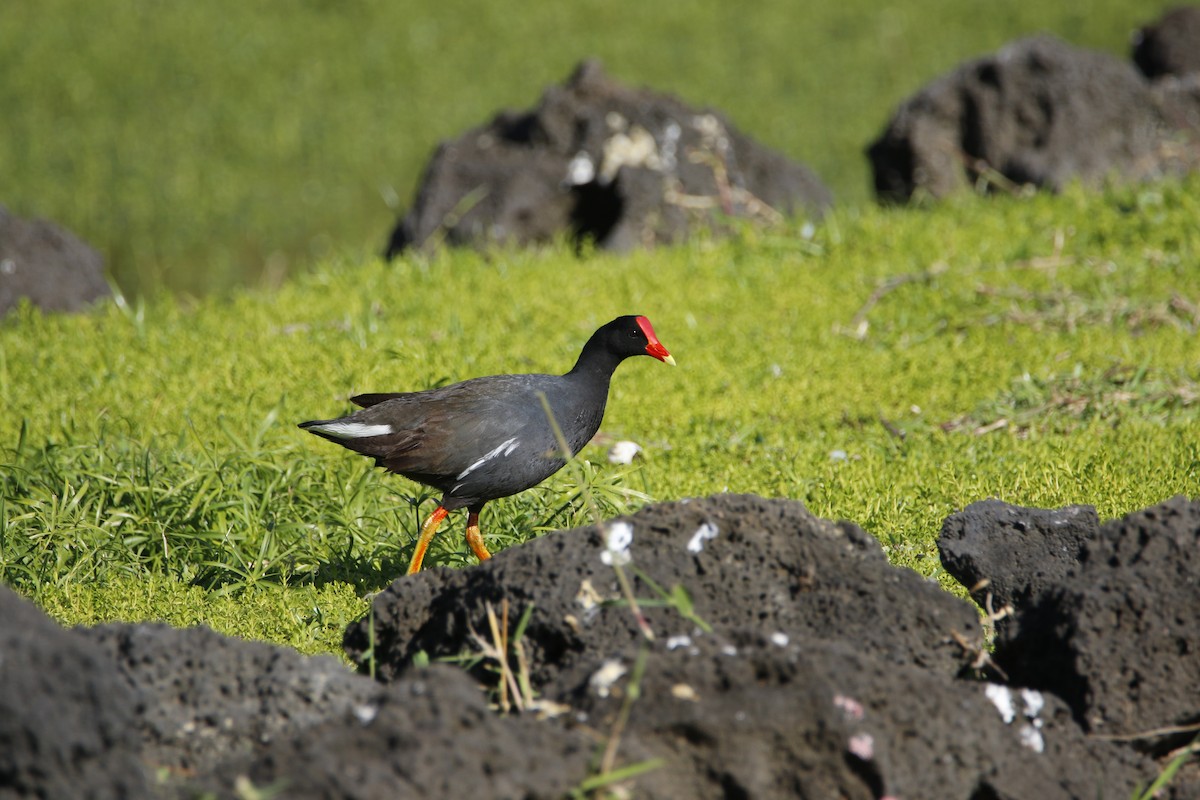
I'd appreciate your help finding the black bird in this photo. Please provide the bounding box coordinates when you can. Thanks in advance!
[300,315,674,573]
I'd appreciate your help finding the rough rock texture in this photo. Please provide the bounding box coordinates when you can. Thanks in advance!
[989,496,1200,751]
[1133,6,1200,79]
[566,638,1150,800]
[7,493,1198,798]
[345,494,982,689]
[386,60,831,256]
[191,665,594,800]
[347,494,1159,798]
[77,623,384,775]
[0,206,109,315]
[0,586,151,800]
[938,498,1099,614]
[867,35,1200,202]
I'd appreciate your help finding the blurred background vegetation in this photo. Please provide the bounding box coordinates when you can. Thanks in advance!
[0,0,1176,298]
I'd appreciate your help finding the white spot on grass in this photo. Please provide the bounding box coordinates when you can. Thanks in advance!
[311,421,393,439]
[600,521,633,566]
[589,659,626,698]
[830,449,848,462]
[607,440,643,464]
[770,631,789,647]
[687,522,719,553]
[457,437,519,479]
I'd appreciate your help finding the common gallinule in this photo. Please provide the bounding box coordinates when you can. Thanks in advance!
[300,315,674,573]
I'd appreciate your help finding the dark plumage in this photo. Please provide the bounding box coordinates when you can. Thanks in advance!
[300,315,674,573]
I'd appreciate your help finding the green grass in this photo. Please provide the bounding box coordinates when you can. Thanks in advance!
[1,0,1178,296]
[3,178,1198,654]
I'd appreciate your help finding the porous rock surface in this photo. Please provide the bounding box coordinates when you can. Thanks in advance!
[938,498,1100,614]
[348,494,1166,799]
[947,496,1200,756]
[868,35,1200,202]
[345,494,981,688]
[1133,5,1200,79]
[386,60,831,256]
[0,586,150,799]
[0,205,109,315]
[4,493,1198,798]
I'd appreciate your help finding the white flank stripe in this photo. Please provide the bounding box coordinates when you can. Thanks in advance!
[457,437,519,480]
[312,422,393,439]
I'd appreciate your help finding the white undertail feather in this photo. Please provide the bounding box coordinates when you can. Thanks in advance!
[310,421,394,439]
[456,436,519,480]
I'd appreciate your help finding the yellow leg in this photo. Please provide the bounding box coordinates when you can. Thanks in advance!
[464,508,492,563]
[407,505,449,574]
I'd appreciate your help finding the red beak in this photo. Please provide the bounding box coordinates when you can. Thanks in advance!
[645,340,676,365]
[635,315,676,365]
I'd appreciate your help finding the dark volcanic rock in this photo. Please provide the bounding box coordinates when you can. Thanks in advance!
[386,60,831,256]
[992,496,1200,751]
[1133,6,1200,79]
[8,492,1196,798]
[938,498,1099,615]
[345,494,982,690]
[867,35,1200,203]
[347,493,1162,798]
[0,586,151,799]
[77,623,384,776]
[196,665,593,800]
[568,638,1152,800]
[0,205,109,315]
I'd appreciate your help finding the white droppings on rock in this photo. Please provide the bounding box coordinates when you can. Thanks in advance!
[666,634,693,651]
[566,152,595,185]
[985,684,1016,723]
[607,440,643,465]
[833,694,865,721]
[686,522,719,553]
[671,683,698,701]
[352,703,379,725]
[589,659,627,698]
[770,631,789,647]
[848,733,875,761]
[720,644,738,657]
[1021,688,1045,718]
[987,684,1047,753]
[575,579,602,611]
[1019,722,1045,753]
[600,521,634,566]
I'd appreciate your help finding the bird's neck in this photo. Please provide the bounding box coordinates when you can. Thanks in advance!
[565,339,623,388]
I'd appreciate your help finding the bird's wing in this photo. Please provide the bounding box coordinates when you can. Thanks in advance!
[351,392,417,408]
